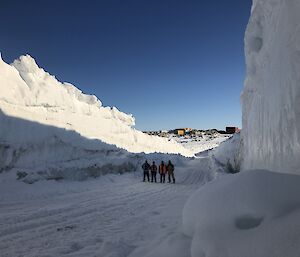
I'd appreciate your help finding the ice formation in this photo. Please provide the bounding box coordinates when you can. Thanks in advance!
[241,0,300,174]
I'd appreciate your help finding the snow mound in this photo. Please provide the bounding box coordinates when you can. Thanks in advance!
[241,0,300,174]
[182,170,300,257]
[0,54,193,176]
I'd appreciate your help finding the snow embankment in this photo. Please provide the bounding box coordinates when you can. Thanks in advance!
[0,54,193,180]
[0,54,192,157]
[241,0,300,174]
[182,170,300,257]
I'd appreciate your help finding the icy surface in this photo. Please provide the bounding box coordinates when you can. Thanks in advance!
[241,0,300,174]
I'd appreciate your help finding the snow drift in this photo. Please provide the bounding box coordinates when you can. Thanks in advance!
[241,0,300,174]
[182,170,300,257]
[0,54,193,179]
[130,169,300,257]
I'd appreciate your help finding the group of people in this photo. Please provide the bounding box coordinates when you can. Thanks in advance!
[142,160,175,183]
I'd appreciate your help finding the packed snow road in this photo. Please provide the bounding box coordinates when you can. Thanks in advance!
[0,158,211,257]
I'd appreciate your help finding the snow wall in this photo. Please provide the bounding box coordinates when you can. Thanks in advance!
[0,54,193,179]
[241,0,300,174]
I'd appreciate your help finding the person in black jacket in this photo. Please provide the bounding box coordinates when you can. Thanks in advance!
[167,160,175,183]
[150,161,158,183]
[142,160,151,182]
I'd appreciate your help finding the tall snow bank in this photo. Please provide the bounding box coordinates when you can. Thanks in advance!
[182,170,300,257]
[0,54,193,158]
[241,0,300,173]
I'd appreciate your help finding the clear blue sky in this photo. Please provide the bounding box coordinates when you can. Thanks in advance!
[0,0,252,131]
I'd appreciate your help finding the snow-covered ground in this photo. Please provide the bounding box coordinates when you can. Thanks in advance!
[0,52,229,256]
[173,134,231,155]
[181,169,300,257]
[2,131,300,257]
[0,129,237,257]
[0,157,213,257]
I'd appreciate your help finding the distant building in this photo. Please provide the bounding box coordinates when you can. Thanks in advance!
[174,129,185,136]
[172,128,192,136]
[226,127,240,134]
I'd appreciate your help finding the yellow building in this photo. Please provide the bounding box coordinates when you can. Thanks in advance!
[174,129,186,136]
[177,129,185,136]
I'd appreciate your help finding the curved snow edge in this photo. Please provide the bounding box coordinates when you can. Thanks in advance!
[0,53,194,157]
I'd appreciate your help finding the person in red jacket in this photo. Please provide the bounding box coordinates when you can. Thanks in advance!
[159,161,166,183]
[150,161,158,183]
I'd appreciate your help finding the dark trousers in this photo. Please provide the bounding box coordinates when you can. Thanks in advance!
[151,172,157,183]
[160,173,165,183]
[168,172,175,183]
[143,171,150,182]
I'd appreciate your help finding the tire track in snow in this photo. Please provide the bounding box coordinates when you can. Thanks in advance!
[0,160,210,257]
[0,179,175,241]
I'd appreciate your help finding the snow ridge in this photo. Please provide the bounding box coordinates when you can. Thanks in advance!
[0,54,193,175]
[0,54,192,155]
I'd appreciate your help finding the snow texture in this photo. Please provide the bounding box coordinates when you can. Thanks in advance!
[241,0,300,174]
[0,157,213,257]
[182,170,300,257]
[0,54,193,178]
[209,133,242,174]
[174,134,230,155]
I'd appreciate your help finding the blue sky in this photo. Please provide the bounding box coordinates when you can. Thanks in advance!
[0,0,252,131]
